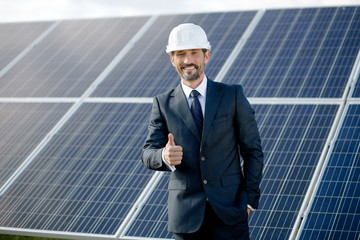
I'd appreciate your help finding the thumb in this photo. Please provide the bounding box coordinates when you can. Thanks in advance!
[167,133,175,146]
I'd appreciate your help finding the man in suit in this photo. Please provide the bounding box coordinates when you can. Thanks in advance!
[142,23,263,240]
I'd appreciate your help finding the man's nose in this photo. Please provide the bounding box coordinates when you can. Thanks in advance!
[183,54,192,64]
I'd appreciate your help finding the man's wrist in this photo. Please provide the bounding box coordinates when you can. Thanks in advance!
[162,148,176,172]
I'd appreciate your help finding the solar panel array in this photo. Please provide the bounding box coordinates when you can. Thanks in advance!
[0,6,359,240]
[298,104,360,240]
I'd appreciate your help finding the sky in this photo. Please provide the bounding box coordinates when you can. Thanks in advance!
[0,0,359,23]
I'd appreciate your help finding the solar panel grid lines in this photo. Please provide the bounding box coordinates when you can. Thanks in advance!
[124,173,172,239]
[0,21,56,73]
[0,20,93,97]
[288,101,348,240]
[250,9,304,98]
[0,14,158,198]
[116,171,164,238]
[294,8,339,98]
[251,104,303,240]
[225,8,318,96]
[0,103,154,236]
[0,103,72,188]
[298,7,360,98]
[223,7,360,98]
[0,16,150,97]
[222,9,285,94]
[252,104,339,240]
[315,7,360,99]
[296,103,360,240]
[199,11,257,79]
[271,8,321,98]
[214,10,265,83]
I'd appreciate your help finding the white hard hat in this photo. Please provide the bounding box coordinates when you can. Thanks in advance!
[166,23,211,54]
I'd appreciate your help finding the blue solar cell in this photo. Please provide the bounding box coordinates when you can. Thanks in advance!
[125,173,172,239]
[0,21,53,71]
[0,103,71,188]
[223,7,360,98]
[299,104,360,240]
[0,17,149,97]
[0,103,153,235]
[91,11,256,97]
[124,104,339,239]
[353,75,360,98]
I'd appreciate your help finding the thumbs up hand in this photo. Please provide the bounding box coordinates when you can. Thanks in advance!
[164,133,183,166]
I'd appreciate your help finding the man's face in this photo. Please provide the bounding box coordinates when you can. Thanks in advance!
[170,49,210,82]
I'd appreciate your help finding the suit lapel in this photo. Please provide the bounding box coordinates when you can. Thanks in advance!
[170,84,201,142]
[202,79,223,144]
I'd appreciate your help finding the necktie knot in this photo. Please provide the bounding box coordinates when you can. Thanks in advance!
[190,90,200,98]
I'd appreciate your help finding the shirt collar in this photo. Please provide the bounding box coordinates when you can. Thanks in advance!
[181,75,207,98]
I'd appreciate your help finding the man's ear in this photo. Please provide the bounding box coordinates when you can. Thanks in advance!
[169,54,175,67]
[204,50,210,64]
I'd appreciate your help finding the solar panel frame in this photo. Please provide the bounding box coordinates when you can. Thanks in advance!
[296,102,360,240]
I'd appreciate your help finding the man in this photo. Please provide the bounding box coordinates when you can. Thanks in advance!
[142,23,263,240]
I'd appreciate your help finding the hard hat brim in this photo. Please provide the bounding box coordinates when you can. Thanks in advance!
[166,43,211,54]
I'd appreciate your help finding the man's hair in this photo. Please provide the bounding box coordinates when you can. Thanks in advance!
[170,49,208,57]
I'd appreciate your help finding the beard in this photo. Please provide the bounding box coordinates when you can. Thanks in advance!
[177,63,203,81]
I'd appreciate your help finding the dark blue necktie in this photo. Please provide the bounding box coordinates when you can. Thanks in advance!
[190,90,203,135]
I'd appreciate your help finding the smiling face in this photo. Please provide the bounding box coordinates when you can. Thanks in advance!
[170,49,210,88]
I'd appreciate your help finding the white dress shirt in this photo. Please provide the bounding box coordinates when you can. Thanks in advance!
[162,76,208,172]
[181,75,207,116]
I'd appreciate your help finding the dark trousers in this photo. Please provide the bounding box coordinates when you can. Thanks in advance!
[173,202,250,240]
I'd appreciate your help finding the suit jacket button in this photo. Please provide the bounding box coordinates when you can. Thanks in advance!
[201,157,205,161]
[203,180,207,184]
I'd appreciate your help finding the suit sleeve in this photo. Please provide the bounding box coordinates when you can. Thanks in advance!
[141,96,172,172]
[235,85,264,209]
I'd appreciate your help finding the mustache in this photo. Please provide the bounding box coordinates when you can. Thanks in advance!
[181,63,199,69]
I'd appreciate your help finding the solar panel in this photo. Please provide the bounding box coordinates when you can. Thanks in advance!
[298,104,360,240]
[0,103,152,235]
[125,173,171,239]
[124,104,339,239]
[91,11,256,98]
[0,17,149,97]
[0,6,359,240]
[222,7,360,98]
[353,75,360,98]
[0,21,54,71]
[0,103,71,187]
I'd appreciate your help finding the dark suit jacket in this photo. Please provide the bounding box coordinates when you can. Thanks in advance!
[142,78,263,233]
